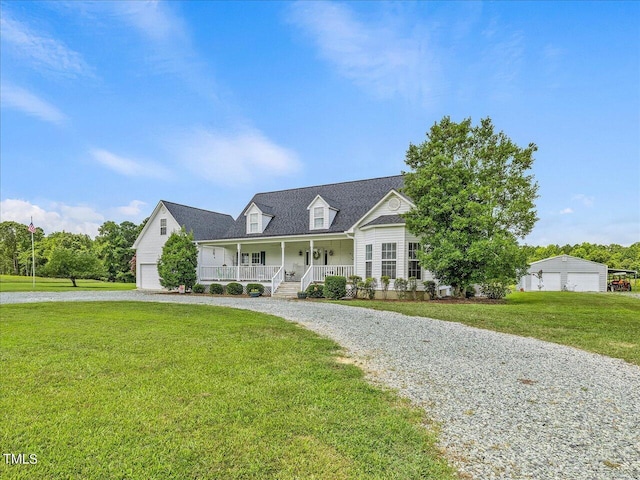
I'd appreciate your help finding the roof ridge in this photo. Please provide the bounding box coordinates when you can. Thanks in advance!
[250,174,403,197]
[161,200,232,218]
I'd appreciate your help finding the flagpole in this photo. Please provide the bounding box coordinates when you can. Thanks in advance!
[31,217,36,289]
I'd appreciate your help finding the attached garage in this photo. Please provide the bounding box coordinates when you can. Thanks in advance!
[521,255,607,292]
[139,264,162,290]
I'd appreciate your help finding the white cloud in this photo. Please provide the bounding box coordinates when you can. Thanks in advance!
[174,128,301,186]
[572,194,594,207]
[288,2,438,103]
[0,83,67,126]
[559,208,573,215]
[90,148,171,180]
[0,199,103,237]
[113,200,147,217]
[0,199,149,238]
[0,12,93,78]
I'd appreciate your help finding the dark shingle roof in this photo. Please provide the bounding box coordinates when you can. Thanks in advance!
[362,214,406,228]
[162,201,235,241]
[222,175,404,239]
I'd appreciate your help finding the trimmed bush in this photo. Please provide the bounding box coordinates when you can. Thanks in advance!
[423,280,437,300]
[394,278,408,300]
[226,282,243,295]
[192,283,205,294]
[324,276,347,300]
[246,283,265,295]
[360,277,377,300]
[306,283,324,298]
[209,283,224,295]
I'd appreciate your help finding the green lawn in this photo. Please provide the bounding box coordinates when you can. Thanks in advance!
[342,292,640,366]
[0,274,136,292]
[0,302,455,480]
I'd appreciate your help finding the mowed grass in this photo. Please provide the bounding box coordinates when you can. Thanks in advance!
[0,302,455,480]
[0,275,136,292]
[343,292,640,366]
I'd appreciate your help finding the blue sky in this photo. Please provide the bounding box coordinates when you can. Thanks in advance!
[1,1,638,245]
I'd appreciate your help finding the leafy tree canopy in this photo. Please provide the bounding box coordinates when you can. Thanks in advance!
[157,228,198,290]
[403,116,539,297]
[95,220,139,283]
[44,246,104,287]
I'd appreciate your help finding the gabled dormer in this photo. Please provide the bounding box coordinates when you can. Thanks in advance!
[244,202,274,234]
[307,195,339,231]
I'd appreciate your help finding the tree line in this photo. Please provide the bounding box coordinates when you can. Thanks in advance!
[0,220,146,286]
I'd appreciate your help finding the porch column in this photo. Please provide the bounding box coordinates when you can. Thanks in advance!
[309,239,314,283]
[236,243,241,281]
[281,241,285,270]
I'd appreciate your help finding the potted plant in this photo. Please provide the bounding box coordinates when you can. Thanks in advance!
[249,289,261,298]
[297,291,307,299]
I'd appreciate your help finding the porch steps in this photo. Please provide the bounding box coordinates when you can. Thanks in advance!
[272,281,301,299]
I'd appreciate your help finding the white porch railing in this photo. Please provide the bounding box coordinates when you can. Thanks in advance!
[300,267,313,292]
[200,266,236,281]
[200,265,279,282]
[272,266,285,294]
[300,265,354,292]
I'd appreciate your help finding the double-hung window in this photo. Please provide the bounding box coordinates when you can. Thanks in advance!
[313,207,324,229]
[408,242,421,280]
[249,213,259,233]
[381,243,397,279]
[365,244,373,279]
[160,218,167,235]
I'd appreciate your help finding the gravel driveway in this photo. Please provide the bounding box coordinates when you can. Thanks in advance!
[3,291,639,480]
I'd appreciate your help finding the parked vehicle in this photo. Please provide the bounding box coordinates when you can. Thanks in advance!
[608,274,632,292]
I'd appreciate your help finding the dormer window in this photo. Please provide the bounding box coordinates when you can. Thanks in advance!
[245,202,273,234]
[313,207,324,229]
[249,213,259,233]
[308,195,338,231]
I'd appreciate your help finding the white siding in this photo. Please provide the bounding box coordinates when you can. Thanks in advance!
[135,206,181,289]
[357,193,411,227]
[522,255,607,292]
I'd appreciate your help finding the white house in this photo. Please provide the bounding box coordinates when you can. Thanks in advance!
[520,255,608,292]
[134,175,442,296]
[133,201,234,290]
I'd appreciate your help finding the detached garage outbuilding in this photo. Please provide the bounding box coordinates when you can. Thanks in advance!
[520,255,607,292]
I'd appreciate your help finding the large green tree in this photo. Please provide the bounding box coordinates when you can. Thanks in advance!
[0,221,44,275]
[403,116,539,297]
[157,228,198,290]
[44,246,104,287]
[95,221,139,283]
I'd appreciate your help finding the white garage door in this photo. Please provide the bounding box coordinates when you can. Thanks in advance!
[140,264,161,290]
[540,273,562,291]
[567,273,600,292]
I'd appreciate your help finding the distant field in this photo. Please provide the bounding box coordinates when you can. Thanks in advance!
[0,275,136,292]
[342,292,640,366]
[0,302,455,480]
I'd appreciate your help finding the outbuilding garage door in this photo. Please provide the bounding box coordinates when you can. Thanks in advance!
[140,263,161,290]
[567,273,600,292]
[541,273,561,291]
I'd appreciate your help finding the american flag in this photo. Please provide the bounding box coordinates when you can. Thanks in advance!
[28,222,36,234]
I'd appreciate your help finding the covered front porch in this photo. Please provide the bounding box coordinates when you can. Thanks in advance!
[197,237,355,294]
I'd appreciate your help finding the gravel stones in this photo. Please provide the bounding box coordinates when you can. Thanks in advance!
[3,291,639,479]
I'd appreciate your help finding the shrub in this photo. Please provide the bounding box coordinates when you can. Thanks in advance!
[324,276,347,300]
[361,277,377,299]
[348,275,362,298]
[408,277,418,300]
[480,282,509,300]
[192,283,205,294]
[381,276,390,299]
[306,283,324,298]
[394,277,408,300]
[246,283,265,295]
[209,283,224,295]
[423,280,437,300]
[226,282,243,295]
